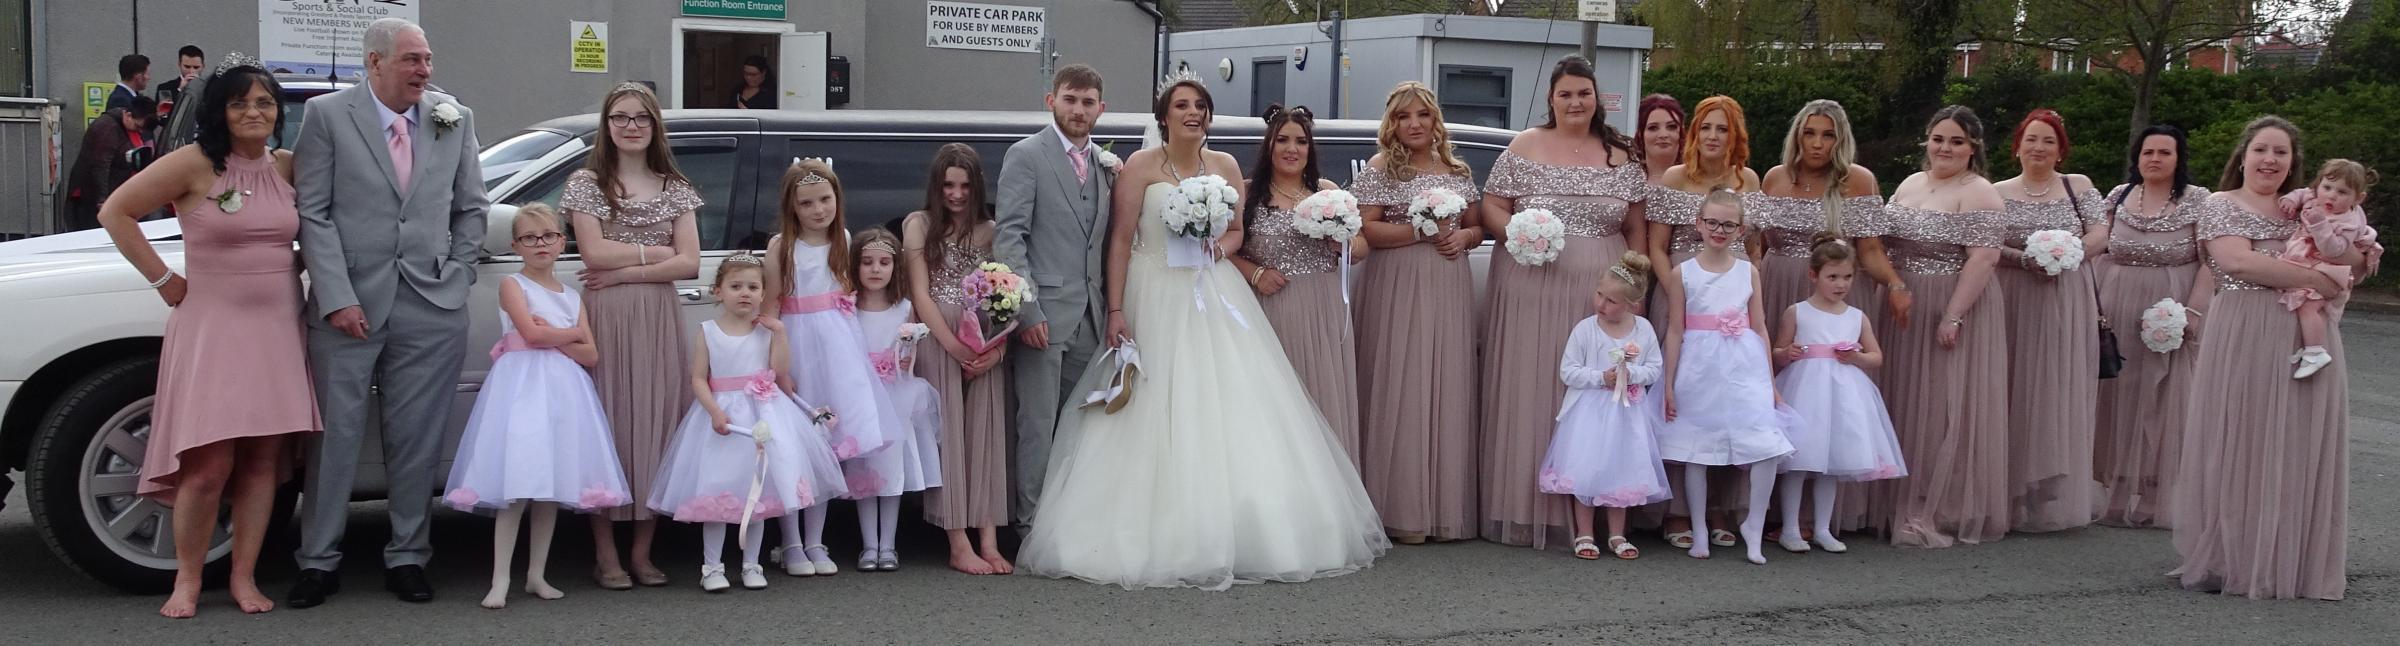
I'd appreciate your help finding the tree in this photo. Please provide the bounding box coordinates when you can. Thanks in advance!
[1968,0,2344,154]
[1234,0,1489,25]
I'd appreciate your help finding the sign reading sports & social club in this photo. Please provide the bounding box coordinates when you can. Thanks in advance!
[258,0,420,79]
[925,1,1046,53]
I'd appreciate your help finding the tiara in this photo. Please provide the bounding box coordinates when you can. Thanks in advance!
[789,158,832,185]
[722,251,766,267]
[1156,66,1206,97]
[861,239,898,256]
[1608,265,1637,286]
[1261,104,1313,122]
[210,52,265,77]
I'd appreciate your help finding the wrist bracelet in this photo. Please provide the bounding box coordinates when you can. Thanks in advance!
[1250,266,1267,284]
[147,271,175,289]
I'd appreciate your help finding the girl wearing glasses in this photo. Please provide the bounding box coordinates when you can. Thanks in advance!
[563,82,706,589]
[1643,95,1758,553]
[442,203,630,608]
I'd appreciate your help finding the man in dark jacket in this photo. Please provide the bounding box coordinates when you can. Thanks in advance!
[105,54,150,113]
[66,99,157,230]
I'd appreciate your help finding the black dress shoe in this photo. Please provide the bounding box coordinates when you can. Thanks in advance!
[287,568,340,609]
[385,565,435,603]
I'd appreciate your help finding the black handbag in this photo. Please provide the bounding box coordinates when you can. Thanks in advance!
[2069,181,2125,379]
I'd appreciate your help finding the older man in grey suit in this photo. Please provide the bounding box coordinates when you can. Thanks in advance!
[993,64,1111,530]
[287,17,488,609]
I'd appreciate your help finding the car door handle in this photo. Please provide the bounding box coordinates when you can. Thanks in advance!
[678,287,709,303]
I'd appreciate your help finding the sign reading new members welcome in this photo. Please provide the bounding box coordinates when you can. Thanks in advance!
[683,0,786,20]
[926,1,1046,53]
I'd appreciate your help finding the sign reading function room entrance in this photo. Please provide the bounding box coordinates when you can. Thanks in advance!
[926,1,1046,54]
[682,0,787,21]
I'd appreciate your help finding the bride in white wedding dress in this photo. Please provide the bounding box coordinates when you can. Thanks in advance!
[1015,79,1389,591]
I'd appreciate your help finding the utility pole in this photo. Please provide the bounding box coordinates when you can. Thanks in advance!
[1323,10,1343,119]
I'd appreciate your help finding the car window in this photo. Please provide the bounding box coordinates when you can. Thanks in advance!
[478,130,572,190]
[506,137,746,251]
[765,137,1016,237]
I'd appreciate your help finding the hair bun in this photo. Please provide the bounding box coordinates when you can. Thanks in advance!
[1618,250,1652,276]
[1810,230,1844,249]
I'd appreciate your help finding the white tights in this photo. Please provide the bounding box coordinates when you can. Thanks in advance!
[701,520,767,567]
[1778,473,1848,552]
[1684,459,1781,564]
[856,496,901,554]
[482,501,562,609]
[776,505,828,556]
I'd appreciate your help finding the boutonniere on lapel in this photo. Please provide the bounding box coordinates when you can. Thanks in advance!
[430,102,462,139]
[1094,142,1121,173]
[210,188,250,214]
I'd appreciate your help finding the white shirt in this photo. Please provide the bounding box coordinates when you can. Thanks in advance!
[1055,127,1089,163]
[367,83,421,135]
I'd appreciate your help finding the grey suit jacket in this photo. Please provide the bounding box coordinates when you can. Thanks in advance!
[991,125,1110,344]
[295,85,491,329]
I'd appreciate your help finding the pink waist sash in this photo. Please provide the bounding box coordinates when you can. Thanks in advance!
[780,290,856,316]
[709,369,778,396]
[488,332,539,360]
[1797,342,1861,360]
[1683,310,1752,337]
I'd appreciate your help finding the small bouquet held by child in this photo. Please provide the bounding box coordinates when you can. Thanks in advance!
[1161,175,1240,268]
[958,262,1031,354]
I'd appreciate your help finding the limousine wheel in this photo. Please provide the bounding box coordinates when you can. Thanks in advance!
[25,357,265,593]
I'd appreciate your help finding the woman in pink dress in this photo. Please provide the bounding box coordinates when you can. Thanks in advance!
[1351,82,1483,544]
[2172,116,2353,600]
[1228,104,1367,464]
[1860,105,2011,548]
[1475,55,1648,550]
[99,62,321,618]
[1633,94,1703,547]
[1990,109,2104,533]
[2093,125,2210,528]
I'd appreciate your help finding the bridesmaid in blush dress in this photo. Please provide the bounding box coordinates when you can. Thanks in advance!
[2173,116,2353,600]
[1861,106,2012,548]
[1351,82,1483,544]
[2092,125,2210,529]
[1229,104,1366,463]
[902,144,1014,575]
[564,83,703,589]
[102,62,321,618]
[1989,109,2104,533]
[1473,55,1648,549]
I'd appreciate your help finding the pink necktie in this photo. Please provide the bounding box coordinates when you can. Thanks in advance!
[1069,147,1088,184]
[388,118,413,190]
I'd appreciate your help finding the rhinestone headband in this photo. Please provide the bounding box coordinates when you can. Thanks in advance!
[1156,67,1206,97]
[1609,265,1637,286]
[211,52,265,77]
[861,240,898,257]
[722,251,766,268]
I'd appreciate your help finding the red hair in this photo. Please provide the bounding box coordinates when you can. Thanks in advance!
[1637,94,1684,133]
[2011,108,2072,170]
[1681,95,1751,188]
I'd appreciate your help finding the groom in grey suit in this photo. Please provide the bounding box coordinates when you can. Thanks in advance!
[288,18,488,608]
[993,64,1111,529]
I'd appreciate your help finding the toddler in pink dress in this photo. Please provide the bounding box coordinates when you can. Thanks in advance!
[2277,159,2383,379]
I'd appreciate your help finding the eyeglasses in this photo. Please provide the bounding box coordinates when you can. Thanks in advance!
[514,232,565,247]
[1697,218,1741,233]
[607,114,655,129]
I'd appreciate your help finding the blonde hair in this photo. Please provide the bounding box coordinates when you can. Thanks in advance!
[1779,100,1857,232]
[1375,82,1471,182]
[1604,250,1653,296]
[512,203,562,235]
[1703,186,1746,223]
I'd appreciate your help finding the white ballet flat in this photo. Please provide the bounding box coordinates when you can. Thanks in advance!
[780,546,814,577]
[699,565,730,593]
[739,563,768,590]
[1814,534,1850,554]
[805,544,839,576]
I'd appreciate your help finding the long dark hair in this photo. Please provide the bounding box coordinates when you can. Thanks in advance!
[584,83,690,217]
[919,143,990,272]
[1539,55,1632,159]
[2112,123,2192,209]
[1243,103,1321,228]
[195,65,286,173]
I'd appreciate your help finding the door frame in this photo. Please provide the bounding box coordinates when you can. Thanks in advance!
[668,17,798,110]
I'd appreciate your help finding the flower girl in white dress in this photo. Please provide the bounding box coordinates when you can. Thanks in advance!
[443,205,631,609]
[1538,251,1673,561]
[1769,233,1907,555]
[842,229,942,571]
[648,254,848,592]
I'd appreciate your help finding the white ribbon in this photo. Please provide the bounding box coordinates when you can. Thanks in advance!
[1338,242,1353,305]
[728,421,773,541]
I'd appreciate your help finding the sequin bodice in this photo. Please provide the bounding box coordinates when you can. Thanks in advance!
[1880,203,2005,275]
[1350,165,1481,224]
[927,238,991,305]
[1748,193,1888,257]
[1245,205,1340,276]
[559,170,703,247]
[1646,184,1749,256]
[1482,152,1646,239]
[2197,195,2298,291]
[1996,187,2107,244]
[2103,185,2206,268]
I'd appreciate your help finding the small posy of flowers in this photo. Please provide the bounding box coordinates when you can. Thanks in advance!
[1503,208,1565,266]
[1290,189,1363,241]
[1161,175,1240,241]
[897,322,931,343]
[430,102,462,137]
[2139,297,2190,353]
[870,350,900,384]
[211,188,249,214]
[962,261,1032,327]
[2022,229,2084,276]
[1607,342,1643,405]
[1405,187,1466,237]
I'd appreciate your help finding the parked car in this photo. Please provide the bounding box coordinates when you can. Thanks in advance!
[0,108,1512,592]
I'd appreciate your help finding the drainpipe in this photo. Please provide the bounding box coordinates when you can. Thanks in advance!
[1136,0,1164,93]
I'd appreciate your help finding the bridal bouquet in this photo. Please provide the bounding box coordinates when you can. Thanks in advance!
[1406,187,1467,237]
[2022,229,2084,276]
[1291,189,1362,241]
[1504,208,1566,266]
[1162,175,1239,268]
[959,262,1031,354]
[2139,297,2191,353]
